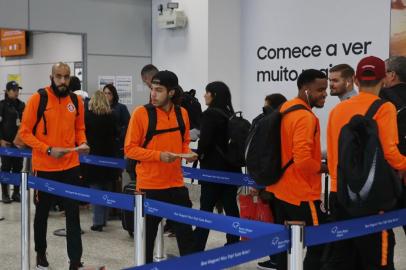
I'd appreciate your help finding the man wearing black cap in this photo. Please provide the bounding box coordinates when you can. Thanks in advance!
[0,81,25,203]
[325,56,406,269]
[125,70,198,263]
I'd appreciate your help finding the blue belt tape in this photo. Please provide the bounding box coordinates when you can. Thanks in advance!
[25,175,284,238]
[27,176,134,211]
[182,167,260,188]
[80,154,126,169]
[305,208,406,246]
[0,172,21,186]
[0,147,31,158]
[0,147,259,187]
[144,199,284,238]
[123,228,290,270]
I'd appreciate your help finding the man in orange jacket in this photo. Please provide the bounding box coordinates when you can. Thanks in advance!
[124,70,198,263]
[325,56,406,270]
[19,62,89,270]
[266,69,328,270]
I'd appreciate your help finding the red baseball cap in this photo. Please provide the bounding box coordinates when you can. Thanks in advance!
[356,56,386,81]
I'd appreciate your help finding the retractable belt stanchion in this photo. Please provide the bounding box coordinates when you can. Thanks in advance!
[21,157,31,270]
[134,192,146,266]
[286,221,305,270]
[154,221,167,261]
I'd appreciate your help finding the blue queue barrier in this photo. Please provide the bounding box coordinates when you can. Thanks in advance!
[0,171,21,186]
[1,175,283,238]
[0,147,260,187]
[123,229,290,270]
[28,175,134,211]
[305,208,406,247]
[2,147,406,269]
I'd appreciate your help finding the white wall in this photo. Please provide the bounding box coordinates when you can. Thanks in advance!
[152,0,209,106]
[208,0,241,111]
[152,0,242,111]
[0,32,82,101]
[152,0,391,149]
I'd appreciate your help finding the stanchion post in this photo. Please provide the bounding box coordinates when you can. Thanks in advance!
[21,157,31,270]
[134,192,146,266]
[154,220,167,262]
[286,221,305,270]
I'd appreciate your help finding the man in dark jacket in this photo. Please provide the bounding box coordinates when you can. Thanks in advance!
[380,56,406,235]
[380,56,406,106]
[0,81,25,203]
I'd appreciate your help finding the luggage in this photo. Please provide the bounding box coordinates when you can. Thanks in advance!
[121,181,136,236]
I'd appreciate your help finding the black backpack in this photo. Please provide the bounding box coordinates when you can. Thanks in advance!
[142,103,185,147]
[33,88,79,135]
[245,104,309,186]
[337,99,402,216]
[180,89,202,130]
[212,108,251,167]
[382,90,406,154]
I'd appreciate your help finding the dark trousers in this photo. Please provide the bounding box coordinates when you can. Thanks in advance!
[321,193,395,270]
[193,183,240,251]
[273,197,326,270]
[142,186,195,263]
[34,167,82,262]
[1,155,23,194]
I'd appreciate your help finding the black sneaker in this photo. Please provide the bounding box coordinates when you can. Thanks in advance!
[257,259,277,270]
[2,194,11,204]
[12,192,20,202]
[69,261,83,270]
[36,253,49,269]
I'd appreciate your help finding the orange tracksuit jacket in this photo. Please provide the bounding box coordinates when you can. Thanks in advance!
[266,98,322,206]
[19,86,86,172]
[327,91,406,192]
[124,105,191,190]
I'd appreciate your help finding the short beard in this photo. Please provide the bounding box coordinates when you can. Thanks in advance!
[330,87,345,97]
[51,79,69,97]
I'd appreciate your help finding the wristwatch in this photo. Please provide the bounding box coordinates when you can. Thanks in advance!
[46,147,52,156]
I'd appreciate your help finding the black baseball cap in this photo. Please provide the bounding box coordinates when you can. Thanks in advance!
[151,70,179,90]
[6,81,22,91]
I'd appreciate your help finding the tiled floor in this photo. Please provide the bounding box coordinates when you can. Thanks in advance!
[0,186,405,270]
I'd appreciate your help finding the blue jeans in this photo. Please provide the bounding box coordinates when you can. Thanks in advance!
[89,182,112,226]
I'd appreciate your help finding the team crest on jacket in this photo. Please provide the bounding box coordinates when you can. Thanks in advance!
[67,103,75,113]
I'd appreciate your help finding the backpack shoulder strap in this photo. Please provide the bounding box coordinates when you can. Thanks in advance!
[33,88,48,135]
[365,99,386,119]
[174,105,185,142]
[69,92,79,116]
[143,104,157,148]
[281,104,309,115]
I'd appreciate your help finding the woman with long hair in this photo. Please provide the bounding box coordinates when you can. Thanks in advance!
[102,84,130,158]
[83,90,117,231]
[194,81,241,251]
